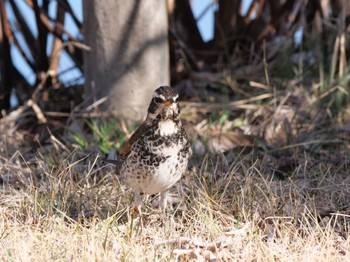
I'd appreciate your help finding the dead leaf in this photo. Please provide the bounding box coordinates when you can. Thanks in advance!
[206,130,254,153]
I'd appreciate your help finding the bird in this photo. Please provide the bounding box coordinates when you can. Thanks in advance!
[116,86,192,216]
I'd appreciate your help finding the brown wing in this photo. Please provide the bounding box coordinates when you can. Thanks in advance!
[180,126,192,158]
[119,121,150,159]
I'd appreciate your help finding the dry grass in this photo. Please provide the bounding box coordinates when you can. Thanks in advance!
[1,75,350,260]
[1,142,349,261]
[1,1,350,260]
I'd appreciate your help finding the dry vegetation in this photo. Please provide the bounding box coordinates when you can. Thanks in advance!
[1,0,350,261]
[1,110,350,261]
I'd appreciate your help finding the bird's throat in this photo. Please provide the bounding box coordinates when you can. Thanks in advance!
[158,119,179,136]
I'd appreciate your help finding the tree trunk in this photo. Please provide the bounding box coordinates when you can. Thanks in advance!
[83,1,169,121]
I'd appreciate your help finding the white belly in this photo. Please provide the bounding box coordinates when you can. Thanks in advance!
[122,149,188,195]
[142,155,187,194]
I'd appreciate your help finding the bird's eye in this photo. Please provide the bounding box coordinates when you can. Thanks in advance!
[154,97,163,103]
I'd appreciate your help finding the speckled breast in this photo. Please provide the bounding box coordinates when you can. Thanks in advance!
[121,131,190,195]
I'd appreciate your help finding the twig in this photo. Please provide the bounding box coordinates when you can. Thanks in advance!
[263,40,272,106]
[181,93,273,112]
[47,127,69,152]
[27,99,47,124]
[267,139,342,153]
[195,0,217,21]
[12,69,53,123]
[85,97,109,112]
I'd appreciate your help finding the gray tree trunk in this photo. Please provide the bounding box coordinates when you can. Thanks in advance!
[83,1,169,121]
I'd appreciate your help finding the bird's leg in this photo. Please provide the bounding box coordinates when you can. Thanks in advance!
[159,190,169,220]
[132,190,142,218]
[130,190,144,234]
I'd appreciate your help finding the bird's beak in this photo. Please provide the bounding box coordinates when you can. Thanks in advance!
[162,98,174,106]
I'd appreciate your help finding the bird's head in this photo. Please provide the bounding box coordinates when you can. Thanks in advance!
[147,86,180,122]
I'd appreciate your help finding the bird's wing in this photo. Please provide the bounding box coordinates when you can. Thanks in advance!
[119,121,150,159]
[181,126,192,157]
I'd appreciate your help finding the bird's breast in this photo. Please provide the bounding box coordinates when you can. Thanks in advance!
[158,119,179,136]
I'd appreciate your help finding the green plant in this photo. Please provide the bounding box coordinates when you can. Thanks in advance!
[70,118,131,154]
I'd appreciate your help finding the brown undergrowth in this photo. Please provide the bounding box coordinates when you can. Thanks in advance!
[1,66,350,260]
[1,1,350,260]
[1,112,350,260]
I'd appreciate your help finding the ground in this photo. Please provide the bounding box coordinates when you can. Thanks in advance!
[1,83,350,261]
